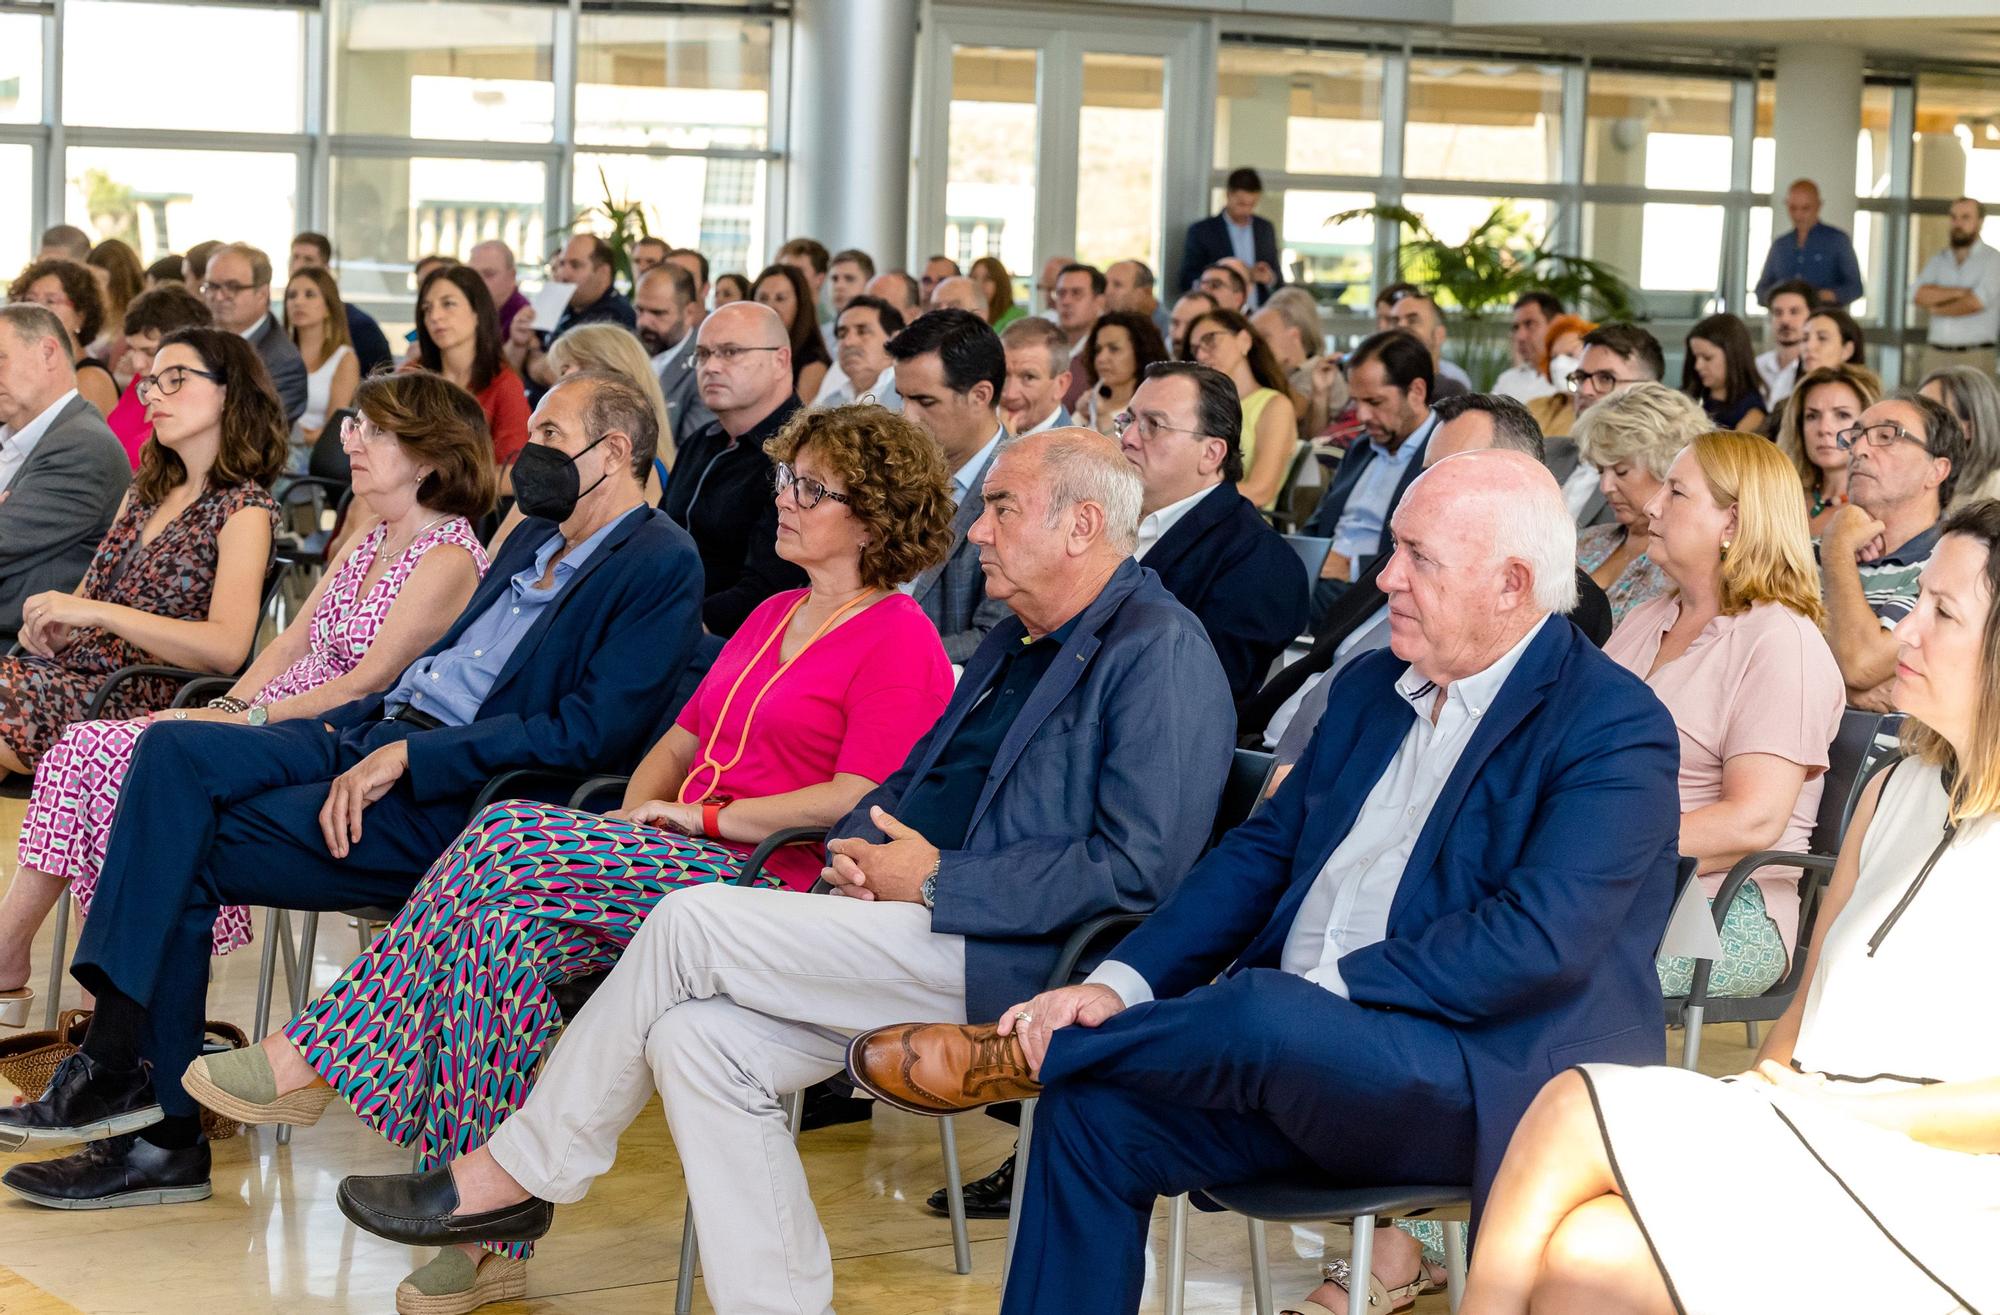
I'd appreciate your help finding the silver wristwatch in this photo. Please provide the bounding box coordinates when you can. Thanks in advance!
[919,867,938,910]
[245,705,269,727]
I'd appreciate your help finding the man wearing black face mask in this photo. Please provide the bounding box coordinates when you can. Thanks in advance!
[0,373,706,1209]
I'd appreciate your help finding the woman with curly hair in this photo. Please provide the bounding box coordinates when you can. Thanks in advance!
[9,258,117,414]
[185,403,959,1314]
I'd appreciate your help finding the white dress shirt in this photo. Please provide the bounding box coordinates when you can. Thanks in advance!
[1090,615,1549,1007]
[1917,240,2000,347]
[1561,461,1601,524]
[0,389,79,495]
[1755,350,1801,409]
[1491,364,1556,402]
[1133,485,1214,561]
[1020,405,1070,437]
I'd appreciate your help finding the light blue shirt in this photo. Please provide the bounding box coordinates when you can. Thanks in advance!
[1328,412,1435,575]
[384,510,632,725]
[954,426,1006,503]
[1225,217,1256,268]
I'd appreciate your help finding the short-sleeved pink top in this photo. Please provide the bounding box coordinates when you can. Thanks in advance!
[674,589,953,890]
[1604,595,1846,954]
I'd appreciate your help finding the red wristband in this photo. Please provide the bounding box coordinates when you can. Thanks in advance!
[703,800,724,839]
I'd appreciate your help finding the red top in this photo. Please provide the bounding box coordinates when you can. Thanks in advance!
[674,589,953,889]
[477,367,531,465]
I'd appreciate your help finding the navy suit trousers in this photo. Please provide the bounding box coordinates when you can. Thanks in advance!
[1001,970,1478,1315]
[71,718,466,1116]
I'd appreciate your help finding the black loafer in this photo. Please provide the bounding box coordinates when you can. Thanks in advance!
[1,1133,211,1210]
[0,1052,162,1150]
[798,1078,873,1132]
[337,1165,554,1246]
[926,1152,1015,1219]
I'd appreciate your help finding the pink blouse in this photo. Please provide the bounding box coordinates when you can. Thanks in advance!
[674,589,953,889]
[1604,595,1846,954]
[105,380,150,468]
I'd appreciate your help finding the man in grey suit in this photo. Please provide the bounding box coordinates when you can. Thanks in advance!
[890,308,1013,662]
[0,305,130,642]
[201,243,307,427]
[636,262,715,445]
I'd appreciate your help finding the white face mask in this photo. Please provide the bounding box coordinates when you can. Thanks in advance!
[1549,353,1580,391]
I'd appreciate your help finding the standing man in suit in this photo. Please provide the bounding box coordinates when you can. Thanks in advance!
[847,452,1683,1315]
[1180,168,1284,308]
[200,243,308,425]
[331,429,1237,1315]
[1121,361,1308,706]
[635,262,715,443]
[1302,330,1438,622]
[890,308,1014,661]
[0,306,129,643]
[0,372,705,1207]
[1000,317,1074,436]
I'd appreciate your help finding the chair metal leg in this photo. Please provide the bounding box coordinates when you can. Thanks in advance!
[253,908,289,1040]
[674,1203,699,1315]
[277,912,321,1148]
[1444,1220,1468,1314]
[1743,1021,1758,1048]
[1680,1003,1706,1070]
[1163,1194,1188,1315]
[783,1087,805,1136]
[937,1114,971,1274]
[43,893,70,1030]
[1000,1096,1036,1297]
[1349,1216,1376,1315]
[1247,1216,1273,1315]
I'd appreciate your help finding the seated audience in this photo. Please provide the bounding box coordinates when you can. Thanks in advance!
[1459,500,2000,1315]
[1821,393,1968,709]
[972,255,1024,331]
[1539,322,1667,522]
[1919,365,2000,506]
[640,258,714,440]
[1803,306,1867,375]
[1525,315,1622,441]
[1255,288,1342,435]
[752,263,832,402]
[144,255,185,291]
[1077,310,1168,437]
[0,326,284,776]
[775,238,832,347]
[1105,259,1171,343]
[1168,290,1217,359]
[866,269,922,322]
[0,306,131,644]
[184,405,955,1313]
[629,236,669,276]
[546,325,676,476]
[330,428,1237,1315]
[1605,431,1844,999]
[1573,382,1707,622]
[827,248,874,322]
[842,450,1683,1315]
[920,255,961,301]
[0,373,492,1021]
[998,316,1074,436]
[1381,289,1471,399]
[467,240,531,342]
[36,225,91,263]
[929,276,988,320]
[86,239,143,366]
[1682,312,1768,432]
[1756,278,1816,407]
[665,302,809,639]
[1493,291,1564,401]
[201,243,309,426]
[8,259,117,415]
[887,308,1012,661]
[0,371,703,1210]
[712,272,751,305]
[283,266,360,461]
[1186,307,1298,510]
[103,285,213,467]
[1053,264,1107,413]
[1197,261,1251,314]
[180,240,222,297]
[504,235,637,395]
[1776,364,1880,533]
[415,265,532,468]
[820,294,907,409]
[288,231,394,378]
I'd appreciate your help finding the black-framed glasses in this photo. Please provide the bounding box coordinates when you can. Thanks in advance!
[1113,411,1208,443]
[774,463,852,510]
[1565,368,1636,395]
[135,364,224,403]
[1836,422,1930,453]
[198,280,261,299]
[692,344,782,367]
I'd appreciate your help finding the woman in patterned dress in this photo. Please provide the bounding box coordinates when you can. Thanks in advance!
[0,372,496,1022]
[1571,382,1709,623]
[186,404,958,1315]
[0,326,285,778]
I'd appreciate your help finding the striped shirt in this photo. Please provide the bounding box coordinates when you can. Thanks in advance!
[1856,523,1942,629]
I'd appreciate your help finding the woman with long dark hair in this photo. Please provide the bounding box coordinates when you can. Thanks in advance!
[1681,312,1767,432]
[415,265,531,466]
[752,263,832,402]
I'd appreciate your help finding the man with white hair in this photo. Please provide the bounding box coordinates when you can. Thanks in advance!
[333,427,1238,1315]
[846,450,1685,1315]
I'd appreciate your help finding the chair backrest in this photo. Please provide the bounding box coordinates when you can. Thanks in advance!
[1210,747,1276,850]
[1281,534,1333,581]
[310,409,354,484]
[1811,708,1886,853]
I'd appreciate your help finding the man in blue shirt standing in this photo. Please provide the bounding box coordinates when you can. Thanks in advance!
[1756,178,1865,309]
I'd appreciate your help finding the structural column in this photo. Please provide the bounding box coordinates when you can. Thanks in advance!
[787,0,919,268]
[1770,43,1864,229]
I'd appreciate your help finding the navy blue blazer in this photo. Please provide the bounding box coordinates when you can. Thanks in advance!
[831,558,1236,1023]
[1178,213,1284,296]
[1146,483,1309,707]
[323,506,704,804]
[1111,618,1682,1204]
[1302,425,1434,568]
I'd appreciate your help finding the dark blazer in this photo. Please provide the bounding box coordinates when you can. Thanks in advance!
[1145,483,1308,707]
[246,312,309,425]
[1178,213,1284,297]
[323,505,704,803]
[830,558,1235,1022]
[0,396,129,641]
[1113,619,1682,1206]
[344,303,395,379]
[1302,420,1434,555]
[910,442,1011,663]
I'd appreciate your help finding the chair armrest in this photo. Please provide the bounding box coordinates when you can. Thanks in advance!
[1685,850,1834,1008]
[170,676,238,709]
[467,768,598,819]
[567,774,632,813]
[83,664,214,719]
[740,826,829,886]
[1047,912,1150,990]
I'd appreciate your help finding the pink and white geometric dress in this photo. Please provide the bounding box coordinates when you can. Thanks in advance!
[17,517,488,956]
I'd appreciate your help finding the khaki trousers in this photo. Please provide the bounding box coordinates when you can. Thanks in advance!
[1919,343,1998,380]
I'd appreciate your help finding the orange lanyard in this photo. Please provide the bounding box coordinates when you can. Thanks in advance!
[678,589,878,805]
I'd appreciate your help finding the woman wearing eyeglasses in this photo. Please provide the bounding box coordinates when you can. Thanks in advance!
[0,372,492,1026]
[7,259,119,416]
[183,404,956,1315]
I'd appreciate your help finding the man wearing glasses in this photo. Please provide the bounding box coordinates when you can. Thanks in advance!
[200,243,307,426]
[1535,322,1666,527]
[1821,393,1970,709]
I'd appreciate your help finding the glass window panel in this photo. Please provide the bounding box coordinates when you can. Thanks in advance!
[576,12,770,150]
[943,46,1038,289]
[1074,53,1164,272]
[1405,59,1562,184]
[63,1,302,132]
[64,146,298,270]
[0,12,44,126]
[1582,202,1725,321]
[1857,83,1895,198]
[333,0,556,143]
[575,153,767,287]
[1213,44,1382,177]
[1753,80,1775,195]
[1744,204,1773,317]
[1273,188,1374,310]
[331,155,548,340]
[1584,71,1734,191]
[1852,208,1881,323]
[0,144,32,276]
[1913,72,2000,200]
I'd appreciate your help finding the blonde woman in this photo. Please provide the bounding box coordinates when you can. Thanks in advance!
[1774,364,1880,534]
[1572,382,1709,620]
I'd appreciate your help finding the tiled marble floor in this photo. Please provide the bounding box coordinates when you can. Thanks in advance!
[0,795,1752,1313]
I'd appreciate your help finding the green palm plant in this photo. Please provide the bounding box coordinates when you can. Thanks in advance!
[1328,202,1640,390]
[567,167,650,290]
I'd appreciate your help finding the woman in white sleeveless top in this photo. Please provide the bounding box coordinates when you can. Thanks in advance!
[1459,499,2000,1315]
[285,265,360,466]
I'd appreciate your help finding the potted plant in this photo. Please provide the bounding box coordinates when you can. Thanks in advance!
[567,167,651,291]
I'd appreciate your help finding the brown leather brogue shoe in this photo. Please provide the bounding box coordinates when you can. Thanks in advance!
[844,1022,1042,1116]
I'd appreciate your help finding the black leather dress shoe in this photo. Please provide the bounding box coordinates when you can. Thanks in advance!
[926,1153,1015,1219]
[798,1079,873,1132]
[0,1053,161,1150]
[1,1133,210,1209]
[337,1165,554,1246]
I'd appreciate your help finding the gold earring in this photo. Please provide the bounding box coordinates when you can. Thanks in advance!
[1719,538,1731,562]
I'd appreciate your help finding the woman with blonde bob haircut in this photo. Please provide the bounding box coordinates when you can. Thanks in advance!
[1462,497,2000,1315]
[1775,363,1880,533]
[1573,382,1708,621]
[1603,430,1845,1000]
